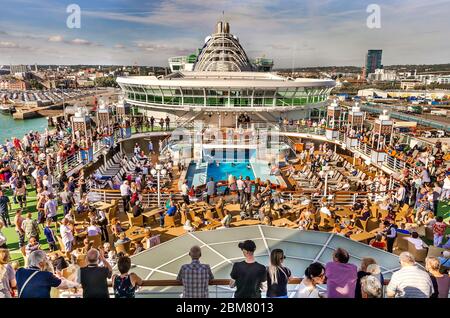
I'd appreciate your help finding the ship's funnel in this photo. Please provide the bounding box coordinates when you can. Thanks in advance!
[223,22,230,33]
[215,21,223,34]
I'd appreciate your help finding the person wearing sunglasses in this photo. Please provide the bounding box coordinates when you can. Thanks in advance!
[295,262,326,298]
[266,249,292,298]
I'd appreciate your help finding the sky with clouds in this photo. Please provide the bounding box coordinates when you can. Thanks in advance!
[0,0,449,67]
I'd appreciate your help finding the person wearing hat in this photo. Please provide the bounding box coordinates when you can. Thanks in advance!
[230,240,267,298]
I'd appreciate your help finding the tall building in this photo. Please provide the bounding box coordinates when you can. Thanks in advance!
[365,50,382,75]
[10,64,28,74]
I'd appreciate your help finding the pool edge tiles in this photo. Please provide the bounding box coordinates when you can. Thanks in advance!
[187,162,208,187]
[250,161,279,185]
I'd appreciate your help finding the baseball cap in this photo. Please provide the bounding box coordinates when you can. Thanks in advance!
[238,240,256,252]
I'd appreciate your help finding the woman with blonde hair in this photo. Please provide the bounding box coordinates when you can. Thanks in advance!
[0,248,16,298]
[266,249,291,298]
[110,218,124,239]
[426,256,450,298]
[140,228,152,249]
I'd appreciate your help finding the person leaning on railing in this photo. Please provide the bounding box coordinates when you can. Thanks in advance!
[79,248,112,298]
[177,246,214,298]
[386,252,434,298]
[266,249,291,298]
[112,255,143,298]
[230,240,267,298]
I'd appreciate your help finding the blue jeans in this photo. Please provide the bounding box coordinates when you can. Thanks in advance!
[160,213,165,227]
[63,203,72,216]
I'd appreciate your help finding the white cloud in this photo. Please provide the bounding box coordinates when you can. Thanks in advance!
[0,41,19,48]
[48,35,63,42]
[1,0,450,66]
[70,38,93,46]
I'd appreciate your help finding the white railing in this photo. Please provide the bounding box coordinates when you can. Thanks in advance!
[280,125,326,135]
[54,152,82,178]
[355,141,372,157]
[384,155,407,172]
[279,192,369,206]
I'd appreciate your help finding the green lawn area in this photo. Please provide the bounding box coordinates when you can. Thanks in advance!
[2,187,65,266]
[438,200,450,236]
[438,200,450,222]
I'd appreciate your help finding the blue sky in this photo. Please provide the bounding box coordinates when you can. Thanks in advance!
[0,0,449,67]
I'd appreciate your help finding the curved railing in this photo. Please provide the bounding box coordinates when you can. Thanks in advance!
[54,277,394,298]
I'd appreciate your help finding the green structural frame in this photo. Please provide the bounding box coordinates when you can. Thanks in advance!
[121,85,333,108]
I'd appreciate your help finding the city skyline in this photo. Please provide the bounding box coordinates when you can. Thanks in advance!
[0,0,449,67]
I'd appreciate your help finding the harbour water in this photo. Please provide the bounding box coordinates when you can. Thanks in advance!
[0,113,47,142]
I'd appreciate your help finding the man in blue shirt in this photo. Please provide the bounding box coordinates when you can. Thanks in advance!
[16,250,79,298]
[160,202,177,227]
[43,219,57,252]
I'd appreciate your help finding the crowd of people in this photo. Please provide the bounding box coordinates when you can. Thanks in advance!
[1,239,448,298]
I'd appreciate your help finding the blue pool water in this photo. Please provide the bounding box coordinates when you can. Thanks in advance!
[206,162,255,182]
[186,161,280,188]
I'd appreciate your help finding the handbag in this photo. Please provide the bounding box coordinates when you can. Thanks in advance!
[19,270,39,298]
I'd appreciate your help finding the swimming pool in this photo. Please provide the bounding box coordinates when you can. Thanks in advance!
[206,162,255,182]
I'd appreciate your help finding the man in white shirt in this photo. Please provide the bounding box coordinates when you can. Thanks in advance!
[236,176,245,207]
[395,183,406,205]
[120,180,131,212]
[42,175,53,194]
[441,173,450,200]
[44,194,58,222]
[406,232,427,250]
[181,180,190,205]
[319,205,331,217]
[387,252,433,298]
[60,217,74,259]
